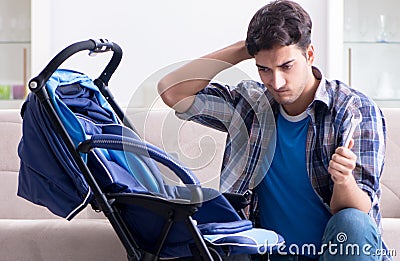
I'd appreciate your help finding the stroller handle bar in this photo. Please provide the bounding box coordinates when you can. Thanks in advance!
[29,39,122,93]
[78,134,204,205]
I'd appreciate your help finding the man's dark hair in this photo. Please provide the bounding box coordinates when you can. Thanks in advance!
[246,0,312,56]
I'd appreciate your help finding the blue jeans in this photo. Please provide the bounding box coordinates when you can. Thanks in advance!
[254,208,382,261]
[319,208,382,261]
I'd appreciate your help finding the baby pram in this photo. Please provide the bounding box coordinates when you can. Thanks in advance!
[17,39,283,260]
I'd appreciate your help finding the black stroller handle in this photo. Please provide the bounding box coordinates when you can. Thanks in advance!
[28,39,122,93]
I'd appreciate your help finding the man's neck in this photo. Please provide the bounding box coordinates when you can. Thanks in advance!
[283,67,320,116]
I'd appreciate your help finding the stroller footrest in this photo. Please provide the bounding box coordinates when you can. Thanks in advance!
[197,220,252,235]
[202,227,284,255]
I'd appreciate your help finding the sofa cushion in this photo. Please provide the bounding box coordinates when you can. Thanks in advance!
[380,108,400,218]
[0,109,22,173]
[381,218,400,257]
[0,219,126,261]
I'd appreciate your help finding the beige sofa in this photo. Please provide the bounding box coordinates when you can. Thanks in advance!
[0,107,399,260]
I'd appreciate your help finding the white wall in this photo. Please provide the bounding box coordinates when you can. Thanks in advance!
[0,0,31,85]
[37,0,327,107]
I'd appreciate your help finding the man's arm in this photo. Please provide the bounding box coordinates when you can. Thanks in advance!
[157,41,252,113]
[328,139,372,214]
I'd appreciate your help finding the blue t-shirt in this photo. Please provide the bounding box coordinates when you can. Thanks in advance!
[256,106,332,256]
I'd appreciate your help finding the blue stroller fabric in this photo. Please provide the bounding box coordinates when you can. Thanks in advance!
[18,69,284,258]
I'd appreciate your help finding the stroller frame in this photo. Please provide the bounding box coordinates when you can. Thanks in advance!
[27,39,215,261]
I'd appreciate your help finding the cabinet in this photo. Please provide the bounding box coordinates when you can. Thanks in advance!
[328,0,400,107]
[0,0,31,107]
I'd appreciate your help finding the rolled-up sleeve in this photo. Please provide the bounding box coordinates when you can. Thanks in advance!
[176,83,238,132]
[353,104,386,210]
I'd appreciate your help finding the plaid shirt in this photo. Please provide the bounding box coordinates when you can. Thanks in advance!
[176,67,387,253]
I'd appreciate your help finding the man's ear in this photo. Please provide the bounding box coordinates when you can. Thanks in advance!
[306,44,315,65]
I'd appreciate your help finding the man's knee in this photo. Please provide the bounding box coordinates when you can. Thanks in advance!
[324,208,379,243]
[330,208,371,227]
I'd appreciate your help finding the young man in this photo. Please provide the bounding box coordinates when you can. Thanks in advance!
[158,1,390,260]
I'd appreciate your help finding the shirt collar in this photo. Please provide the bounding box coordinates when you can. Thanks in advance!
[309,66,331,110]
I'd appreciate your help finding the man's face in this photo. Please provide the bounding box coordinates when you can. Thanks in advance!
[254,44,315,111]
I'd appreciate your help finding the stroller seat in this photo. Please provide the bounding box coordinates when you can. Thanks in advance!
[17,40,283,260]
